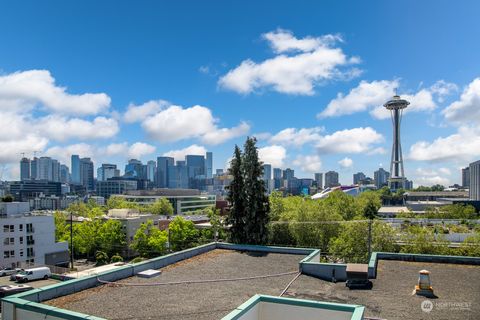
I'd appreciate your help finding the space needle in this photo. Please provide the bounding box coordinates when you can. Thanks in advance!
[384,95,409,191]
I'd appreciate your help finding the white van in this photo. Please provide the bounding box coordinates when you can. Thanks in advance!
[15,267,51,283]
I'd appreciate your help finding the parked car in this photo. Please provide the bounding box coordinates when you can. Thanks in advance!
[15,267,51,283]
[8,268,23,280]
[0,284,33,297]
[0,267,19,277]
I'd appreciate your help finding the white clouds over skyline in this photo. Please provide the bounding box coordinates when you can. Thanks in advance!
[219,29,360,95]
[163,144,207,160]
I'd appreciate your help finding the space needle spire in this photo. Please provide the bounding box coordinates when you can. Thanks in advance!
[384,95,409,191]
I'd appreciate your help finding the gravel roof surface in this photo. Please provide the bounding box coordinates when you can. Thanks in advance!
[286,260,480,320]
[46,249,304,320]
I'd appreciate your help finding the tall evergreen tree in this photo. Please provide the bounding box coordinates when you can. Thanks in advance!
[227,138,270,244]
[227,145,246,243]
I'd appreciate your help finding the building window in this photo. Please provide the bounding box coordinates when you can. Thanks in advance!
[19,224,23,232]
[10,250,15,258]
[19,236,23,244]
[3,237,14,245]
[3,225,14,233]
[20,250,24,257]
[3,251,9,258]
[26,223,33,233]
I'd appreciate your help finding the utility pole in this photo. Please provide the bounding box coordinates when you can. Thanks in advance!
[70,211,74,269]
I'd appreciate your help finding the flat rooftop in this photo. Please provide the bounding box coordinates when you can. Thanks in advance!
[45,251,480,320]
[46,249,304,320]
[288,260,480,320]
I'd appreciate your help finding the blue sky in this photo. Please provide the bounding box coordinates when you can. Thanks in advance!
[1,1,479,186]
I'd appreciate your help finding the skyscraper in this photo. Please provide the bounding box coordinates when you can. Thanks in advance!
[146,160,156,182]
[157,156,174,188]
[353,172,366,185]
[60,165,70,183]
[314,173,323,189]
[282,168,295,181]
[71,155,80,184]
[262,164,272,193]
[469,160,480,200]
[374,168,390,189]
[20,158,31,181]
[30,157,39,180]
[325,171,339,188]
[462,167,470,188]
[384,95,409,190]
[124,159,146,179]
[97,164,120,182]
[79,158,94,191]
[273,168,282,189]
[37,157,60,182]
[206,152,213,179]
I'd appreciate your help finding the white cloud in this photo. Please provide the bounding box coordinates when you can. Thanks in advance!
[219,29,360,95]
[338,157,353,168]
[367,147,387,155]
[319,79,446,119]
[293,155,322,173]
[123,100,169,123]
[104,143,129,156]
[370,88,436,120]
[0,70,111,115]
[258,145,287,168]
[128,142,156,159]
[163,144,207,161]
[263,29,342,54]
[319,80,398,118]
[45,143,96,165]
[442,78,480,125]
[430,80,458,103]
[38,116,119,141]
[142,104,249,144]
[201,122,250,145]
[413,168,452,186]
[0,135,49,163]
[269,127,323,147]
[408,126,480,162]
[316,127,384,154]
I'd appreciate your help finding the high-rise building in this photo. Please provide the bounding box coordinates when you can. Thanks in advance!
[79,158,94,191]
[469,160,480,200]
[146,160,156,182]
[325,171,339,188]
[273,168,282,189]
[314,173,323,189]
[30,157,39,180]
[97,164,120,182]
[462,167,470,188]
[353,172,366,185]
[215,169,224,176]
[168,162,189,189]
[384,95,409,190]
[282,168,295,181]
[206,152,213,179]
[60,165,70,183]
[157,157,174,188]
[20,158,31,181]
[262,164,273,193]
[36,157,60,182]
[71,155,80,184]
[374,168,390,189]
[124,159,146,180]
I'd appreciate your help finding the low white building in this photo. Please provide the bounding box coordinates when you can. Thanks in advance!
[0,202,69,269]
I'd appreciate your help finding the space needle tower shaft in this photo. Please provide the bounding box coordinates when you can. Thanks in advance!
[384,95,409,191]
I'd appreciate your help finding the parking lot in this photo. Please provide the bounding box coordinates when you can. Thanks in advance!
[0,274,59,289]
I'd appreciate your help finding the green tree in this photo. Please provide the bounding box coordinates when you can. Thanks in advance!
[130,220,168,258]
[95,251,109,266]
[106,196,140,210]
[329,221,397,263]
[269,191,285,221]
[110,254,124,263]
[400,226,450,255]
[227,145,246,243]
[146,198,174,216]
[98,220,126,256]
[459,233,480,257]
[241,137,270,244]
[1,195,14,202]
[54,211,70,242]
[323,191,358,220]
[73,219,102,258]
[169,216,199,251]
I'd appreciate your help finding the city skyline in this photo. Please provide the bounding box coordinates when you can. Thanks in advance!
[1,1,480,187]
